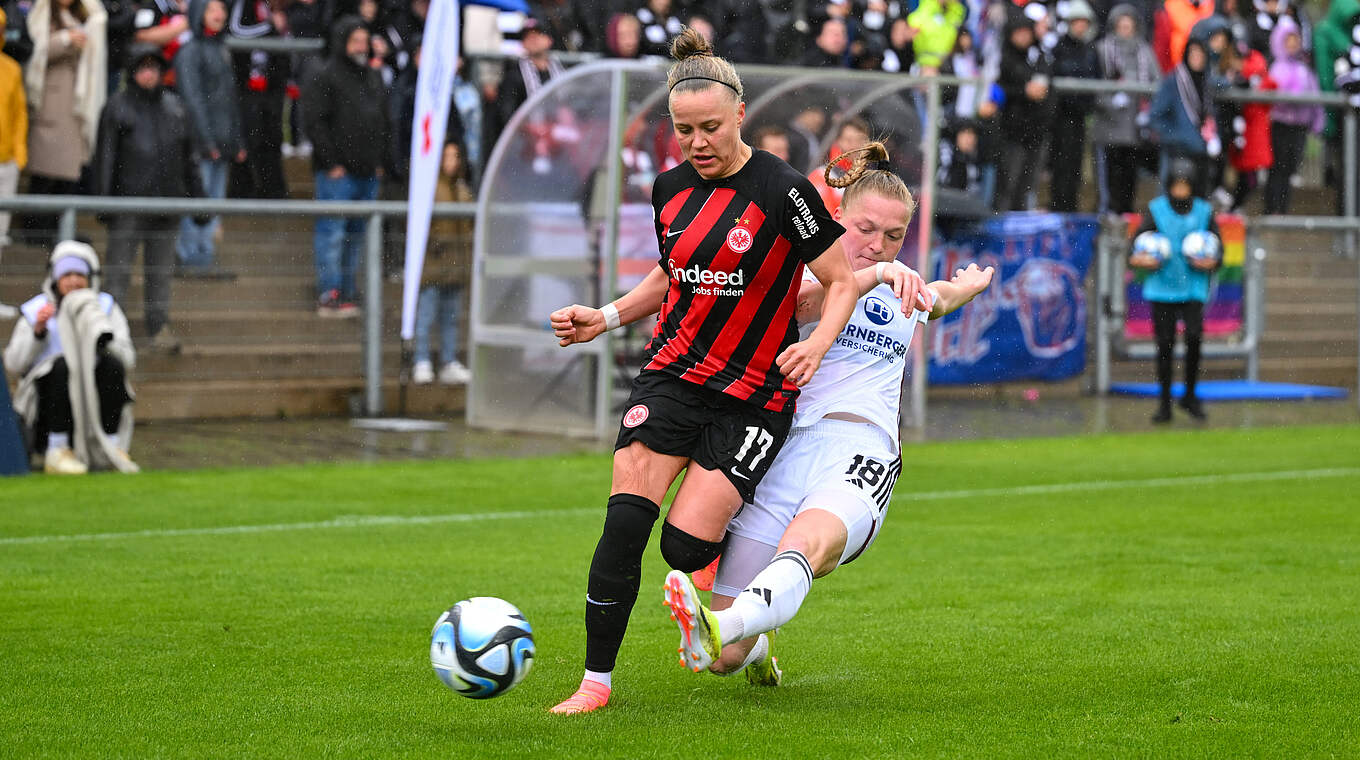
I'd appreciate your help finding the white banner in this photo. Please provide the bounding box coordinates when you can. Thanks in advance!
[401,0,460,340]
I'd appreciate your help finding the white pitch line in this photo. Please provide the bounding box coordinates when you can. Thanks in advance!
[901,467,1360,502]
[3,467,1357,547]
[0,508,601,546]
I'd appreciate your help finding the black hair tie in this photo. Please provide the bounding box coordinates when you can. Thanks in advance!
[668,76,741,95]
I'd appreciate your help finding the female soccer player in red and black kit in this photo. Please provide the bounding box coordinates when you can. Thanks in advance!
[547,28,860,714]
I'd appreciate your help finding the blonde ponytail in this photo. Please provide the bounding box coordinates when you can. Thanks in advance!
[835,142,917,220]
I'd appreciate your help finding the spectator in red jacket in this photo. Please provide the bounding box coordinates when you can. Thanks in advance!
[1226,42,1275,209]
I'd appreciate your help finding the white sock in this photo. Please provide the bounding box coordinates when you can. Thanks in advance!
[48,432,70,451]
[714,549,814,647]
[582,669,611,689]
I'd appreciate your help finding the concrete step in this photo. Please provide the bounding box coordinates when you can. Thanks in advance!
[135,376,466,420]
[132,342,405,382]
[1259,355,1357,387]
[129,274,315,305]
[1260,329,1357,358]
[1266,301,1358,324]
[1267,275,1358,301]
[1262,249,1359,278]
[123,308,369,341]
[1112,354,1355,387]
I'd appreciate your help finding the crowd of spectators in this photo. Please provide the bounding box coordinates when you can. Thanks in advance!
[0,0,1358,302]
[3,0,1359,473]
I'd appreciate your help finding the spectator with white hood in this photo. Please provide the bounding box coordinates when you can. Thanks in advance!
[4,241,138,475]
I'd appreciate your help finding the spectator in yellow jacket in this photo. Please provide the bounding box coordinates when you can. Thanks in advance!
[908,0,966,72]
[0,6,26,253]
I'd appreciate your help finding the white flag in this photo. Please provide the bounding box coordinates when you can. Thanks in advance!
[401,0,460,340]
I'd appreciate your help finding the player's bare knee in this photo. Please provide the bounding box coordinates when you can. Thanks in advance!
[776,533,836,576]
[779,510,848,576]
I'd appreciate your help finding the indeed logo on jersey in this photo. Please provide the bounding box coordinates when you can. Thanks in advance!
[787,188,819,241]
[668,259,746,296]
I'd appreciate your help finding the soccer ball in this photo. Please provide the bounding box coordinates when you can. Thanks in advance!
[1180,230,1221,265]
[430,597,535,699]
[1132,231,1172,267]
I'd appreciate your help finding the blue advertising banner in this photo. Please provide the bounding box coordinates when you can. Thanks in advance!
[928,213,1098,385]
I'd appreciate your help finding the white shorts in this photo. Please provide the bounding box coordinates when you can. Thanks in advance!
[715,418,901,598]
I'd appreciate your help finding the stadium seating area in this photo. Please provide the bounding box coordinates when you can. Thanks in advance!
[1,0,1357,422]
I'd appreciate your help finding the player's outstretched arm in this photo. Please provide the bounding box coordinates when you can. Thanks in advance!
[795,260,930,323]
[777,239,857,386]
[550,265,669,347]
[927,263,994,320]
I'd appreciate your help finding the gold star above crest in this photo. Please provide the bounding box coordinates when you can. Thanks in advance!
[733,217,750,226]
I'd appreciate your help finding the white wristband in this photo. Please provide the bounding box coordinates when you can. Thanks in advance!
[601,303,621,331]
[874,261,890,284]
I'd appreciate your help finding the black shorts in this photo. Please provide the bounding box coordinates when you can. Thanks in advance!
[614,370,793,502]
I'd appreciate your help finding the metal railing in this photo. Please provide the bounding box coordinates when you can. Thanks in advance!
[1094,212,1360,410]
[1093,213,1268,390]
[0,195,475,417]
[1050,77,1359,251]
[5,66,1356,428]
[1250,215,1360,411]
[222,34,603,65]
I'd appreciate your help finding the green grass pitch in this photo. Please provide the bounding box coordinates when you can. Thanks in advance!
[2,424,1358,758]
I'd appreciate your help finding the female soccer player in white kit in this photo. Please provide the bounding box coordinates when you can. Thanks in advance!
[662,142,995,683]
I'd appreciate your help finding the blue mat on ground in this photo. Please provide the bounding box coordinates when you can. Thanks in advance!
[1108,380,1350,401]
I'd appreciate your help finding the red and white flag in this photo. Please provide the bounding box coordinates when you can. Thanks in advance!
[401,0,461,340]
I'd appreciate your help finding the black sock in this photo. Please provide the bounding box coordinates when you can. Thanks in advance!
[583,493,660,674]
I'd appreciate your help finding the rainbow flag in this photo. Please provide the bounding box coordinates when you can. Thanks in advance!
[1124,214,1245,340]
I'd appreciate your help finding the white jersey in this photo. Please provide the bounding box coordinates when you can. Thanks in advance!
[792,277,933,448]
[717,276,936,589]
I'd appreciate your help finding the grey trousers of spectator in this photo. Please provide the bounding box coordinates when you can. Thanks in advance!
[104,215,176,336]
[996,140,1043,212]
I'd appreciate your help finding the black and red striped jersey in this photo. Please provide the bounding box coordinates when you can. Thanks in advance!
[643,150,845,413]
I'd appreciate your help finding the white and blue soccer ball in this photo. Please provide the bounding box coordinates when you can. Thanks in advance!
[1180,230,1221,265]
[431,597,535,699]
[1132,231,1172,267]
